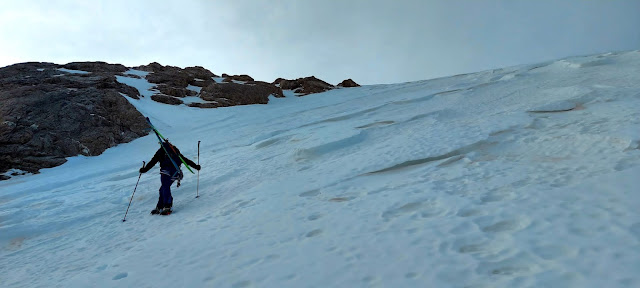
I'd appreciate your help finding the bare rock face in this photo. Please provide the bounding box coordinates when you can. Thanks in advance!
[63,61,128,73]
[222,74,254,83]
[189,79,213,88]
[116,80,142,99]
[185,66,218,79]
[338,79,360,87]
[156,84,197,98]
[200,81,284,106]
[151,94,184,105]
[187,102,220,109]
[274,76,335,95]
[145,66,191,88]
[272,78,286,86]
[248,81,285,98]
[133,62,166,73]
[185,66,217,87]
[300,76,334,94]
[0,62,147,176]
[136,63,219,91]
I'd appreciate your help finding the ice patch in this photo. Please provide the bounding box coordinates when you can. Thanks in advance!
[57,68,90,74]
[282,90,299,97]
[182,96,208,105]
[115,75,155,98]
[124,69,149,77]
[186,84,202,94]
[499,74,515,81]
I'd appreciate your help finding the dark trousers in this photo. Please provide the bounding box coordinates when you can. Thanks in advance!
[157,174,175,208]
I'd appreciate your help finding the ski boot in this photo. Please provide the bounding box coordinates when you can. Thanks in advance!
[160,207,172,215]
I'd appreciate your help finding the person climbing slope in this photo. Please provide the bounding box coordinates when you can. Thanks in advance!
[139,140,200,215]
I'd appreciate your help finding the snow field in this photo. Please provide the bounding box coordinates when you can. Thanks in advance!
[1,51,639,287]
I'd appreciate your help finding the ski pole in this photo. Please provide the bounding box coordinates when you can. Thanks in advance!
[122,161,145,222]
[196,141,200,198]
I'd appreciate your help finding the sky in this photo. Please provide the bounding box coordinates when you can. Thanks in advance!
[1,0,639,85]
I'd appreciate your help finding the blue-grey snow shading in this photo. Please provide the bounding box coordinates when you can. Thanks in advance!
[1,51,640,288]
[57,68,90,74]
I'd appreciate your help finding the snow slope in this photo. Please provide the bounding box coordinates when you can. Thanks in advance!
[1,51,640,288]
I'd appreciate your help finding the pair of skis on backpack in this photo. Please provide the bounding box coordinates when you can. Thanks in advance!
[146,117,196,175]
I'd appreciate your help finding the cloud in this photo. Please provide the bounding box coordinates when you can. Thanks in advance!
[1,0,639,84]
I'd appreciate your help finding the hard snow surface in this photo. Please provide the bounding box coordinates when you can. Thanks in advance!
[2,51,640,288]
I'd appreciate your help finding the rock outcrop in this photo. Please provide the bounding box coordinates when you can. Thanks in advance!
[151,94,184,105]
[185,66,218,80]
[187,102,219,109]
[222,74,254,83]
[134,62,219,95]
[145,65,192,88]
[133,62,165,73]
[338,79,360,87]
[185,66,218,87]
[0,62,147,176]
[0,60,358,177]
[156,84,197,98]
[273,76,335,95]
[200,81,284,106]
[63,61,128,73]
[135,63,219,88]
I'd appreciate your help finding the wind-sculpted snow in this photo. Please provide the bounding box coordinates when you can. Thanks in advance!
[1,51,640,288]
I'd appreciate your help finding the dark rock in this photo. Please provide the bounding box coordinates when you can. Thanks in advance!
[133,62,166,73]
[222,74,254,83]
[151,94,184,105]
[248,81,285,98]
[184,66,218,79]
[0,63,147,175]
[63,61,128,73]
[200,82,283,106]
[136,63,218,100]
[190,79,214,87]
[136,63,218,87]
[274,76,335,95]
[272,78,286,86]
[145,66,191,88]
[338,79,360,87]
[124,74,142,79]
[156,84,197,98]
[117,81,141,99]
[300,76,334,94]
[275,78,300,90]
[188,102,220,108]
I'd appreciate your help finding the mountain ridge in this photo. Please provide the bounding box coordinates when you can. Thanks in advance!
[0,60,360,178]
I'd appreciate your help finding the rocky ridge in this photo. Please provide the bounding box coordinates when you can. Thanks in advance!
[0,61,360,178]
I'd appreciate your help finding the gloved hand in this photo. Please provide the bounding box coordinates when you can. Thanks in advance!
[139,166,148,173]
[194,164,201,171]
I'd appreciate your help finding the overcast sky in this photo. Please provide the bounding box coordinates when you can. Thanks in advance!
[1,0,639,84]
